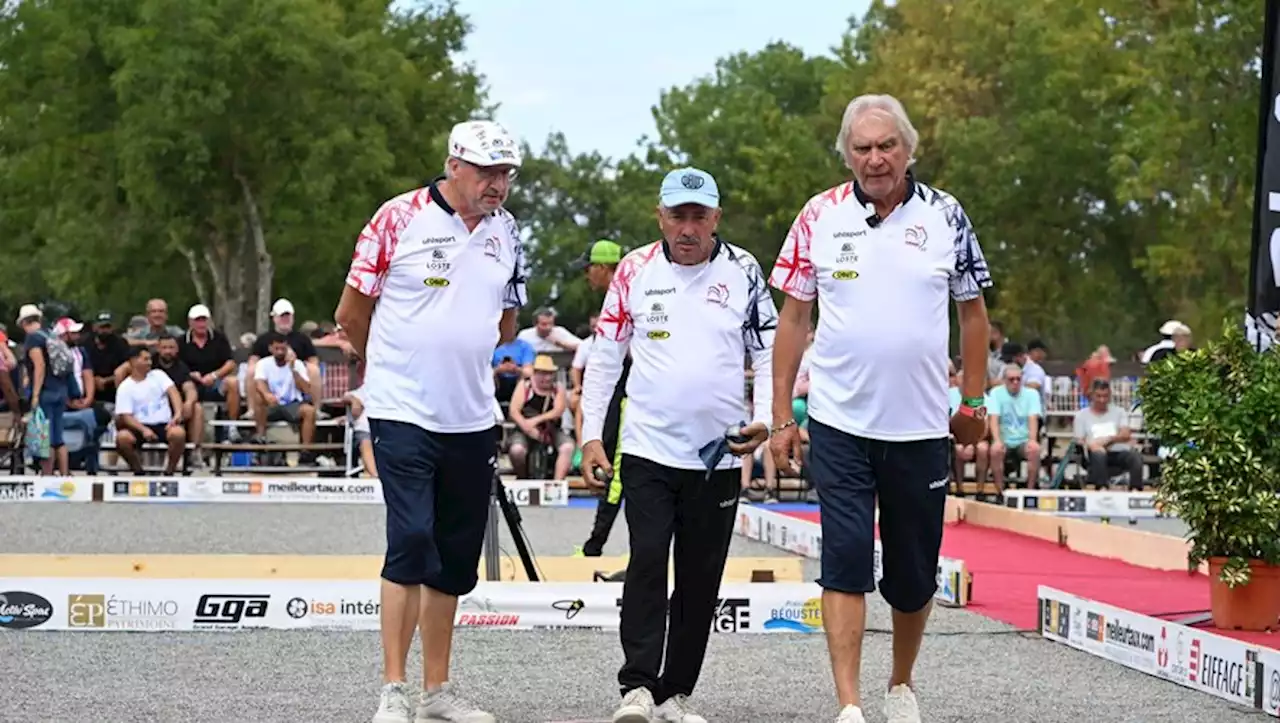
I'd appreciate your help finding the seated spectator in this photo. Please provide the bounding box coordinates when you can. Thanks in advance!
[113,346,187,475]
[986,320,1008,389]
[1073,379,1143,490]
[791,323,815,427]
[0,330,22,414]
[179,304,242,424]
[516,307,581,354]
[54,318,108,466]
[152,334,205,462]
[948,360,989,493]
[85,311,131,405]
[248,299,322,411]
[343,386,376,478]
[493,334,535,404]
[505,354,574,479]
[125,298,185,347]
[987,363,1043,491]
[19,304,76,475]
[251,331,318,460]
[1022,339,1049,409]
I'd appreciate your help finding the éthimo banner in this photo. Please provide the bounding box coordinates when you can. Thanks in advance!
[1247,0,1280,350]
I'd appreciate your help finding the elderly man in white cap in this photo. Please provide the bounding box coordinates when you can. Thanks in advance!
[335,119,526,723]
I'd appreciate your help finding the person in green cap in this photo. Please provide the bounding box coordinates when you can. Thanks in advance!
[572,239,627,556]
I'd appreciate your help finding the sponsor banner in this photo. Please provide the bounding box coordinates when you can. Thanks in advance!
[1039,586,1265,711]
[1003,489,1168,519]
[501,479,569,507]
[0,478,93,503]
[0,477,563,506]
[1261,648,1280,717]
[0,578,829,633]
[734,504,970,607]
[1245,0,1280,351]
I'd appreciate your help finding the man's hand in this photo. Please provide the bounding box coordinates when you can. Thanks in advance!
[285,347,298,364]
[728,422,769,457]
[200,373,218,387]
[950,412,986,446]
[140,426,157,442]
[263,393,279,406]
[349,397,364,420]
[579,440,611,490]
[769,421,804,475]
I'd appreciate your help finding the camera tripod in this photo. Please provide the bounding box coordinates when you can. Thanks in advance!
[482,471,540,582]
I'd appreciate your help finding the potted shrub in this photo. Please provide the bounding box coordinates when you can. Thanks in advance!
[1138,319,1280,631]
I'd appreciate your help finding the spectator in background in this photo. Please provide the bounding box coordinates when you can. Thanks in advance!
[492,333,535,404]
[113,346,187,475]
[570,313,599,407]
[987,363,1043,491]
[19,304,75,475]
[1022,339,1049,408]
[251,331,318,459]
[343,386,377,478]
[179,304,242,424]
[987,319,1007,389]
[86,311,131,405]
[948,360,989,495]
[506,354,574,480]
[248,298,322,408]
[126,298,185,347]
[791,322,816,427]
[54,318,107,466]
[1141,320,1182,365]
[1074,379,1143,490]
[516,307,581,353]
[153,334,204,463]
[0,330,21,414]
[1076,345,1114,404]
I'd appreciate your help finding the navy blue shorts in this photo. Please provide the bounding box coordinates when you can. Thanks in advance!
[808,418,949,613]
[371,419,498,596]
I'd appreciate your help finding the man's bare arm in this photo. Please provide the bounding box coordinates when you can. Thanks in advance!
[955,297,991,403]
[116,413,148,435]
[335,285,377,360]
[166,385,185,421]
[499,308,518,345]
[771,296,813,424]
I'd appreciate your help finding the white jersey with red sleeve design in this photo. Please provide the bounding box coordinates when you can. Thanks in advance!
[581,238,777,471]
[347,178,527,434]
[770,177,993,441]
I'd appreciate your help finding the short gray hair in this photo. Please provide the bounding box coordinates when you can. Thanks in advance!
[1002,363,1022,379]
[835,94,920,170]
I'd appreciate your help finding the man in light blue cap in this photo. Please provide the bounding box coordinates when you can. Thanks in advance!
[580,166,776,723]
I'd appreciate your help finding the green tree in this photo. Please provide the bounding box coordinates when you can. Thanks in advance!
[0,0,483,336]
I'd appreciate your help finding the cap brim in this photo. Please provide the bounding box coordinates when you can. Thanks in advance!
[660,192,718,208]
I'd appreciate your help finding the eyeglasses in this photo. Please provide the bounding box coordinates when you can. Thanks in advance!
[462,159,518,182]
[1006,376,1022,382]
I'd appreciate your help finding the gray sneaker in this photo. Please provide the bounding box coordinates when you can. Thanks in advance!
[613,687,655,723]
[372,682,414,723]
[415,682,496,723]
[654,693,707,723]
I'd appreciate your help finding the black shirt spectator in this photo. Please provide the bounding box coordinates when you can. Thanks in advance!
[252,330,317,366]
[180,329,234,376]
[86,329,131,403]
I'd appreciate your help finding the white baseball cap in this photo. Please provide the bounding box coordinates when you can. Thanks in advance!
[1158,320,1184,336]
[188,304,212,320]
[271,298,295,317]
[447,120,523,168]
[15,303,40,324]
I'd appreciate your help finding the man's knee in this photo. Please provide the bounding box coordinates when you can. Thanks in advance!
[1025,440,1041,458]
[116,429,137,448]
[990,442,1007,458]
[508,443,526,460]
[557,441,575,459]
[299,403,316,418]
[955,444,974,462]
[168,426,187,444]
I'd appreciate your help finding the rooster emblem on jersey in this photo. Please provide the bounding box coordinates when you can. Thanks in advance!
[904,225,927,251]
[705,283,730,308]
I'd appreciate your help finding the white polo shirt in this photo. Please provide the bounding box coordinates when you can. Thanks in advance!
[770,177,993,441]
[581,239,777,470]
[347,178,527,434]
[115,370,175,426]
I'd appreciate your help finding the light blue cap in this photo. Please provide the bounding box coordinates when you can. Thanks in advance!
[659,167,720,208]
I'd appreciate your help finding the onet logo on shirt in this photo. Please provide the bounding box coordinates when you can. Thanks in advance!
[423,277,451,288]
[646,330,670,340]
[832,270,860,281]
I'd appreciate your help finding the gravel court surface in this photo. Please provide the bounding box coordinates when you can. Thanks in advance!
[0,502,1255,722]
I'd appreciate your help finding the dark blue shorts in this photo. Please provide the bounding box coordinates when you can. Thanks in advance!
[808,418,949,613]
[371,419,498,596]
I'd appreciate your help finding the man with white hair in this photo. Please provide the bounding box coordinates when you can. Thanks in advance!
[335,119,526,723]
[580,167,776,723]
[769,94,993,723]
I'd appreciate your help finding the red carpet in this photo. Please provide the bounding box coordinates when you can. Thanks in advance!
[781,509,1280,650]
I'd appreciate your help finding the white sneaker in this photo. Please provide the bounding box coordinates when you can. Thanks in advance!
[372,682,414,723]
[612,687,655,723]
[835,705,866,723]
[654,694,707,723]
[415,682,495,723]
[884,684,921,723]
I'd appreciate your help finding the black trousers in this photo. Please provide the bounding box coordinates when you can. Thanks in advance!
[617,454,740,703]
